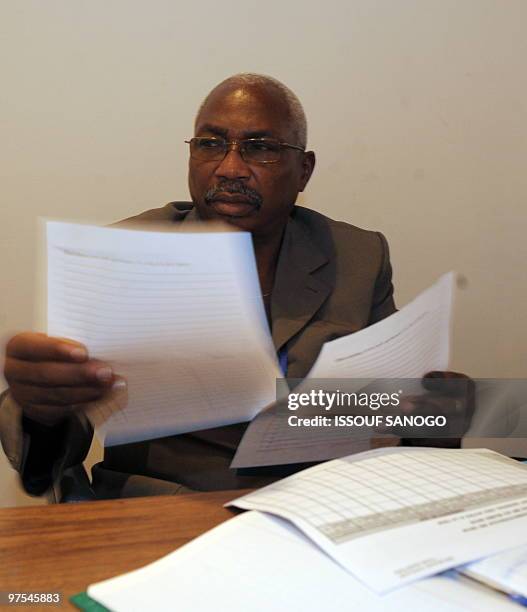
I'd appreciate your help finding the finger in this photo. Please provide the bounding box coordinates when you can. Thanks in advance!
[85,376,129,425]
[423,370,470,379]
[5,357,114,387]
[18,377,128,427]
[11,382,106,407]
[6,332,88,363]
[422,371,474,396]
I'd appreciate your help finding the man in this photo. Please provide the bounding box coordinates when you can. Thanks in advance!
[0,74,468,501]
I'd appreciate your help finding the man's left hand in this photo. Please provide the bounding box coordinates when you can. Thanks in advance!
[383,371,476,448]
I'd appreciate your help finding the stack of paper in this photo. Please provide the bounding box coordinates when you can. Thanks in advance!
[79,447,527,611]
[83,511,519,612]
[230,447,527,593]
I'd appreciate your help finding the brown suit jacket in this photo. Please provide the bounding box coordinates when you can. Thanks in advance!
[0,202,395,500]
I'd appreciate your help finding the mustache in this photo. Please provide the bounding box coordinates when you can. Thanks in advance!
[204,181,263,209]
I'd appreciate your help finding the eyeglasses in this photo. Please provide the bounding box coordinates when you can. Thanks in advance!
[185,137,305,164]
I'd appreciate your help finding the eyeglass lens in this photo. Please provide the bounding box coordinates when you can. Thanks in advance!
[190,138,281,163]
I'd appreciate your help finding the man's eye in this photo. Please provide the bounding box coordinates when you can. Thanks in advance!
[246,141,278,152]
[197,139,223,149]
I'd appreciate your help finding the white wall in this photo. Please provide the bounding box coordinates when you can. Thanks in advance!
[1,0,526,506]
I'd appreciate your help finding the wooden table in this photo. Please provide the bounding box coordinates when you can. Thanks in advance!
[0,491,245,609]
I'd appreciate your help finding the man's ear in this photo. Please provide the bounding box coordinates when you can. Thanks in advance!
[299,151,316,192]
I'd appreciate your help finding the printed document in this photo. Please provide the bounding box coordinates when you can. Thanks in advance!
[305,271,454,379]
[232,273,455,468]
[229,448,527,593]
[86,510,518,611]
[46,221,281,446]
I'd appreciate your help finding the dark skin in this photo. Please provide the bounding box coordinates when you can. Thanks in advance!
[3,82,315,425]
[3,332,113,426]
[189,83,315,295]
[3,81,472,442]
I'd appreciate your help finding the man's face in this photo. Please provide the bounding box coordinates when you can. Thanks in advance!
[188,84,315,238]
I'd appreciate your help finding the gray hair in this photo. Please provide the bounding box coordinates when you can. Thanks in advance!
[195,73,308,149]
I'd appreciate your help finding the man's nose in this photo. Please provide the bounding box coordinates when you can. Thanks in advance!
[214,145,251,180]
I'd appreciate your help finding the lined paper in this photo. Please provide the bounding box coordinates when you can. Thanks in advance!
[306,272,454,380]
[232,273,454,468]
[46,221,281,446]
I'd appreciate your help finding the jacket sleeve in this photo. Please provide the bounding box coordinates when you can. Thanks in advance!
[368,232,397,325]
[0,389,93,499]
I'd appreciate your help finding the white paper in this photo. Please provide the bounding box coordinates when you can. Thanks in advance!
[305,271,454,380]
[229,448,527,593]
[46,221,281,446]
[462,543,527,598]
[87,510,518,612]
[231,273,455,468]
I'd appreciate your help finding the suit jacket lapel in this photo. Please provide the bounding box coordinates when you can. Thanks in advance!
[271,214,332,351]
[175,203,333,352]
[177,205,201,224]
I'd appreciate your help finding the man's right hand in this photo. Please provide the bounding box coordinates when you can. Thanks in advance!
[4,332,115,427]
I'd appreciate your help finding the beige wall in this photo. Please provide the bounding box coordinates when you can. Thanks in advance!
[1,0,526,506]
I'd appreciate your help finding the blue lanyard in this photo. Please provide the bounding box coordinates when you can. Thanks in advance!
[278,345,288,376]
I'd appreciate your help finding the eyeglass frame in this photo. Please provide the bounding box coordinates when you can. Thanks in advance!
[185,136,305,164]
